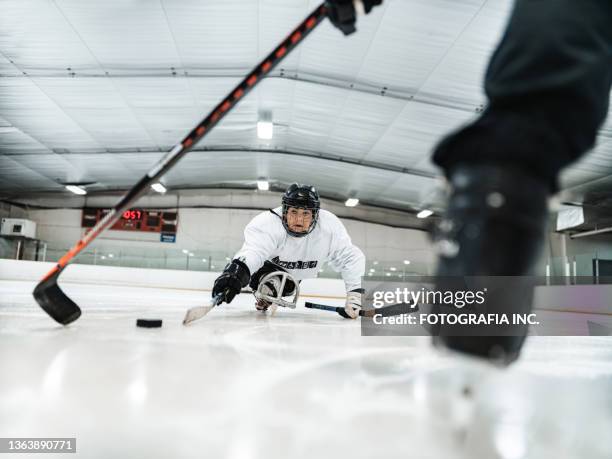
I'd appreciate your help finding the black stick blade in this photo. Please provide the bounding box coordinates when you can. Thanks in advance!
[305,301,418,318]
[305,301,366,318]
[33,267,81,325]
[364,302,419,318]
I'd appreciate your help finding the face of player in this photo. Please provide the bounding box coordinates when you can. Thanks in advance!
[286,207,313,234]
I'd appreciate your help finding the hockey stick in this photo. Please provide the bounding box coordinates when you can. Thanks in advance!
[305,301,365,318]
[33,3,329,325]
[305,301,419,318]
[182,292,225,326]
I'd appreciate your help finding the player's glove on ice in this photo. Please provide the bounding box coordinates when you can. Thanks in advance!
[344,289,363,319]
[326,0,382,35]
[212,258,250,304]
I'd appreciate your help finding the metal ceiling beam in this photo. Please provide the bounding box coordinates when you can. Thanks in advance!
[0,70,482,114]
[570,226,612,239]
[0,146,439,179]
[0,187,433,230]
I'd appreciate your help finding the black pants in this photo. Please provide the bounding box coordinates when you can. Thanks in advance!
[433,0,612,191]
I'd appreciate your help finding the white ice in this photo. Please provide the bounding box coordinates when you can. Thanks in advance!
[1,279,611,459]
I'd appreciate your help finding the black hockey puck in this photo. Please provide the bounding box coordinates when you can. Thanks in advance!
[136,318,163,328]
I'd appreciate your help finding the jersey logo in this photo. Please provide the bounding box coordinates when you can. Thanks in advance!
[271,256,317,270]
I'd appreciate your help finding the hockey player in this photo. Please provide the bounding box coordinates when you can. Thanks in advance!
[327,0,612,362]
[212,183,366,318]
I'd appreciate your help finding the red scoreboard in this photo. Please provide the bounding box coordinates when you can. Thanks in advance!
[81,208,178,234]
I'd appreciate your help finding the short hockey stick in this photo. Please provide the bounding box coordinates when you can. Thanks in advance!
[305,301,419,318]
[305,301,365,318]
[33,3,329,325]
[182,293,225,326]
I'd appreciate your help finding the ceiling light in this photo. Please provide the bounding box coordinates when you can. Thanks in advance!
[403,260,410,265]
[345,198,359,207]
[151,182,167,193]
[108,254,114,258]
[417,209,433,219]
[257,121,273,140]
[65,185,87,195]
[390,267,397,271]
[373,261,378,265]
[188,253,194,257]
[257,180,269,191]
[369,268,375,273]
[182,249,189,254]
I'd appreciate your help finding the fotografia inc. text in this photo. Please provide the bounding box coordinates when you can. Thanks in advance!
[372,313,540,326]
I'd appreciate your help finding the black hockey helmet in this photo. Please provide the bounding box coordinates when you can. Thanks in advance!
[281,183,320,237]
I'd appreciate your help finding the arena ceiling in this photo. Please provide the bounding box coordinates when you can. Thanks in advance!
[1,0,611,215]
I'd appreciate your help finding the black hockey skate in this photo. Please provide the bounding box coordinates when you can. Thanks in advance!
[431,164,549,364]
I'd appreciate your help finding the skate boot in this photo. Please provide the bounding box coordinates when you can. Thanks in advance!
[431,164,550,364]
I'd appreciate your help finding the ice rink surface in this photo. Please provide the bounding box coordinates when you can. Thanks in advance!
[1,279,612,459]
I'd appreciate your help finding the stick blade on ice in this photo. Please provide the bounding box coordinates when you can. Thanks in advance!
[33,267,81,325]
[183,293,225,325]
[182,305,215,325]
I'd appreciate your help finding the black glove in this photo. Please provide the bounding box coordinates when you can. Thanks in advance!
[326,0,382,36]
[212,258,250,304]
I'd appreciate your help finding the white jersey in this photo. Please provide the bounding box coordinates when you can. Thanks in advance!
[234,207,365,292]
